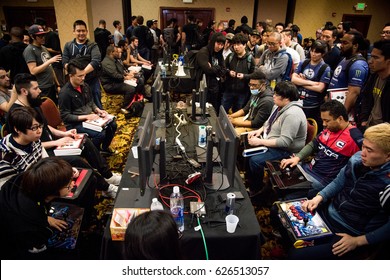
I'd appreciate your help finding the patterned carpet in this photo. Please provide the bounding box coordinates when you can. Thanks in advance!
[80,91,284,260]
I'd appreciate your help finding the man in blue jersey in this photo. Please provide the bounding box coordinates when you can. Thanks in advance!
[292,40,331,131]
[328,30,369,119]
[281,100,363,195]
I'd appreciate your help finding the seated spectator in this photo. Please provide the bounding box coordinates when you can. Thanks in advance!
[0,157,74,259]
[280,100,363,195]
[128,36,153,83]
[291,40,331,131]
[279,123,390,259]
[0,106,118,198]
[228,72,274,134]
[246,81,307,197]
[0,68,16,115]
[9,73,121,187]
[0,107,47,187]
[125,210,182,259]
[59,60,118,155]
[101,45,140,114]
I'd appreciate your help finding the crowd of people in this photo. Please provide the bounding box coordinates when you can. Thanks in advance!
[0,13,389,260]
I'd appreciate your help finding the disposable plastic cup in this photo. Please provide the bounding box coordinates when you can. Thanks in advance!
[225,214,239,233]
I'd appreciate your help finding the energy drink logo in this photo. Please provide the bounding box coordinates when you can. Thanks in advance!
[355,69,362,78]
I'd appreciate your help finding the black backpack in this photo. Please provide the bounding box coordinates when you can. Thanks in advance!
[124,93,145,119]
[163,27,175,48]
[145,28,154,49]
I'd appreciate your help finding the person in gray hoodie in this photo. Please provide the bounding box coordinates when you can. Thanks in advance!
[247,81,307,196]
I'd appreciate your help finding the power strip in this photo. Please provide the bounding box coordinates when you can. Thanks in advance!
[190,201,206,215]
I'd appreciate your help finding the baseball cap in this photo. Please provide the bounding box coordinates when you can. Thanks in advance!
[250,29,260,36]
[152,19,158,23]
[28,24,47,35]
[226,33,234,41]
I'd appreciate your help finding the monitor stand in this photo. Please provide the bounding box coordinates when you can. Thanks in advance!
[204,173,230,191]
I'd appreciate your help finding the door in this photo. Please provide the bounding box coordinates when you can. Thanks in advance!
[160,7,215,32]
[342,14,372,38]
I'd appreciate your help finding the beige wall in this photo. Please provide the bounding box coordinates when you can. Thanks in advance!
[131,0,255,29]
[257,0,288,27]
[1,0,388,44]
[294,0,389,43]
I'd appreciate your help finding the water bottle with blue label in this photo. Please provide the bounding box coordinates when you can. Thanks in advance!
[198,125,206,147]
[170,186,184,232]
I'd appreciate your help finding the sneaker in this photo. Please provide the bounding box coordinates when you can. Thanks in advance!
[121,108,130,114]
[100,147,117,156]
[105,172,122,185]
[102,184,118,199]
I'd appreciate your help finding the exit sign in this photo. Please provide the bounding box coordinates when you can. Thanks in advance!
[355,3,366,10]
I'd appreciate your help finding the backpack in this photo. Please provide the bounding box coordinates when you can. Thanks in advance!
[146,28,154,49]
[278,49,294,81]
[163,27,175,48]
[227,53,254,72]
[124,93,145,119]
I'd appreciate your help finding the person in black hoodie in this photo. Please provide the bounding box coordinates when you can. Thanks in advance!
[0,157,73,259]
[0,27,29,83]
[196,32,226,112]
[222,33,255,113]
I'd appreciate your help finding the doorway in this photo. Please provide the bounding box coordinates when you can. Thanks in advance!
[160,7,215,32]
[342,14,372,38]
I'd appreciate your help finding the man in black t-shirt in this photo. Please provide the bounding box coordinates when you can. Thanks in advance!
[181,15,200,51]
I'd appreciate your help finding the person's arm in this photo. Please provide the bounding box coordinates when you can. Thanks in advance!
[102,59,124,81]
[181,31,186,49]
[344,85,362,113]
[281,140,317,168]
[26,55,61,76]
[259,52,288,80]
[229,109,245,119]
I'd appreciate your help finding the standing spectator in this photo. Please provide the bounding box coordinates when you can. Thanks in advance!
[0,27,29,84]
[181,15,200,51]
[62,20,103,109]
[360,40,390,128]
[125,16,138,43]
[235,16,252,35]
[225,19,236,34]
[321,26,342,71]
[196,32,226,112]
[282,29,305,61]
[34,17,64,87]
[222,33,255,112]
[113,20,124,46]
[222,33,234,60]
[380,23,390,41]
[94,19,112,59]
[275,23,285,33]
[0,68,15,115]
[23,24,61,104]
[291,40,331,130]
[328,30,369,118]
[132,16,151,61]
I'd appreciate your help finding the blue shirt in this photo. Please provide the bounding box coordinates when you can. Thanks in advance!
[328,55,368,89]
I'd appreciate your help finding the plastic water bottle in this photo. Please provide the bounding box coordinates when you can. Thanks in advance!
[161,65,166,78]
[150,198,164,211]
[198,125,206,147]
[170,186,184,232]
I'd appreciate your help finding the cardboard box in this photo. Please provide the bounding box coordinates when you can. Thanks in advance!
[110,208,149,241]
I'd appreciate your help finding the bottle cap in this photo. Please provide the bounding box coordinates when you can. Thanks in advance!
[152,198,158,202]
[227,193,236,199]
[173,186,179,193]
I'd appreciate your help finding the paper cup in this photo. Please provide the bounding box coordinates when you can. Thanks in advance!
[225,214,239,233]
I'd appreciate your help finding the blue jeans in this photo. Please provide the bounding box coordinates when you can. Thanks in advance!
[86,77,102,109]
[73,120,117,151]
[222,90,249,113]
[248,147,291,191]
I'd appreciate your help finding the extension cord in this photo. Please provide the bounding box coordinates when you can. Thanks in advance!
[174,113,187,125]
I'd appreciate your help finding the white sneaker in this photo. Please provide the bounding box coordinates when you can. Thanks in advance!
[105,172,122,185]
[102,184,118,199]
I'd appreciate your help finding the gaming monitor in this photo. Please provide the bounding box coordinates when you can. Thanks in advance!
[204,106,239,190]
[137,111,156,196]
[152,73,171,127]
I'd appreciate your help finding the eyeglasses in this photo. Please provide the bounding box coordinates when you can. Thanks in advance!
[380,31,390,35]
[266,41,278,47]
[28,124,44,131]
[248,83,260,88]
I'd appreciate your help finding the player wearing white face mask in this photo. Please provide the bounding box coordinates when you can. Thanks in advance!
[228,71,274,135]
